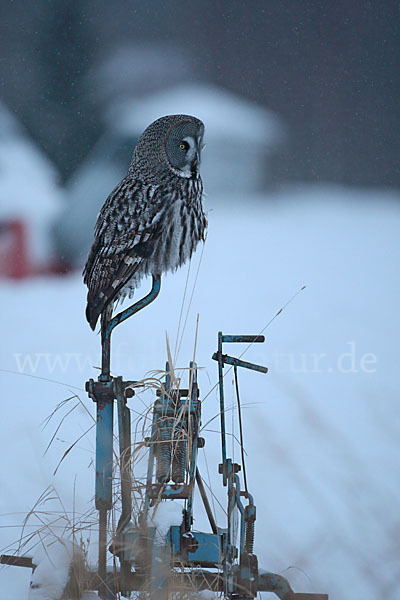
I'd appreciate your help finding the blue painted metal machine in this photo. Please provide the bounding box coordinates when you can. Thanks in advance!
[84,277,328,599]
[1,277,328,599]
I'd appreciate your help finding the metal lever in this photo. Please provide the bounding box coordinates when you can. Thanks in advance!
[221,334,265,343]
[214,331,268,488]
[212,352,268,374]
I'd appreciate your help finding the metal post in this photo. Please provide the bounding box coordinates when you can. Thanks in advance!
[95,397,113,600]
[89,276,161,598]
[98,508,108,599]
[116,377,133,532]
[95,400,114,511]
[217,332,227,484]
[185,362,199,526]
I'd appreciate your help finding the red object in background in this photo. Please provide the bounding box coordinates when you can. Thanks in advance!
[0,219,30,279]
[0,218,72,279]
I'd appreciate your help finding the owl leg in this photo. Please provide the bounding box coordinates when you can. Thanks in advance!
[100,303,114,379]
[100,302,113,337]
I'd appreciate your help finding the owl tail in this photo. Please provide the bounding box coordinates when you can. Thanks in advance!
[85,247,146,330]
[86,299,103,331]
[85,286,112,330]
[87,295,116,331]
[85,273,129,330]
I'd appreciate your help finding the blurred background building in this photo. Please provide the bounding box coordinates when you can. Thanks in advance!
[0,102,64,278]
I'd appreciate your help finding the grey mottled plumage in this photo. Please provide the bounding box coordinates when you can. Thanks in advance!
[83,114,207,330]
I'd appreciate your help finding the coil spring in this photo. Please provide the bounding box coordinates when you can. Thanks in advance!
[172,440,186,483]
[245,519,255,554]
[156,417,172,483]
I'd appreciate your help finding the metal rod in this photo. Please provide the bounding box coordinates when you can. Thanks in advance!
[233,365,248,496]
[100,275,161,381]
[221,335,265,343]
[95,399,114,511]
[98,508,108,599]
[0,555,33,568]
[143,387,162,521]
[100,304,113,381]
[96,276,161,597]
[195,468,218,534]
[212,352,268,374]
[184,362,199,525]
[108,274,161,335]
[116,378,132,532]
[217,332,227,484]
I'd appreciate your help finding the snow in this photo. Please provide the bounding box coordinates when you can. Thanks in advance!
[28,540,75,600]
[0,184,399,599]
[148,501,184,541]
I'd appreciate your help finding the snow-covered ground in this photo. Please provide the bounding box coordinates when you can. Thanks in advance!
[0,184,399,599]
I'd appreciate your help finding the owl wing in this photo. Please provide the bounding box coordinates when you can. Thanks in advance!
[84,180,166,330]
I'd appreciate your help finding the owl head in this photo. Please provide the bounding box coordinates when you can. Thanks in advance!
[130,114,205,183]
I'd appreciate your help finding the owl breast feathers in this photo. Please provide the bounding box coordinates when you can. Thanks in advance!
[83,114,207,330]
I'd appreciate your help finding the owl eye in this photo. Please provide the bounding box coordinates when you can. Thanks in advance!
[179,141,190,151]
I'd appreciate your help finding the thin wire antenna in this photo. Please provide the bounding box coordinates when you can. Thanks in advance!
[201,285,307,404]
[0,369,84,392]
[200,401,259,433]
[202,429,245,448]
[236,285,307,362]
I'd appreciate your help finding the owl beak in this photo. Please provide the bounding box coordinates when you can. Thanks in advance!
[191,151,200,175]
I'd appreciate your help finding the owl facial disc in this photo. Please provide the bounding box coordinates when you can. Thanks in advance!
[165,120,204,177]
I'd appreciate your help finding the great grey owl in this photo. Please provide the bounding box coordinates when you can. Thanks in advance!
[83,114,207,330]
